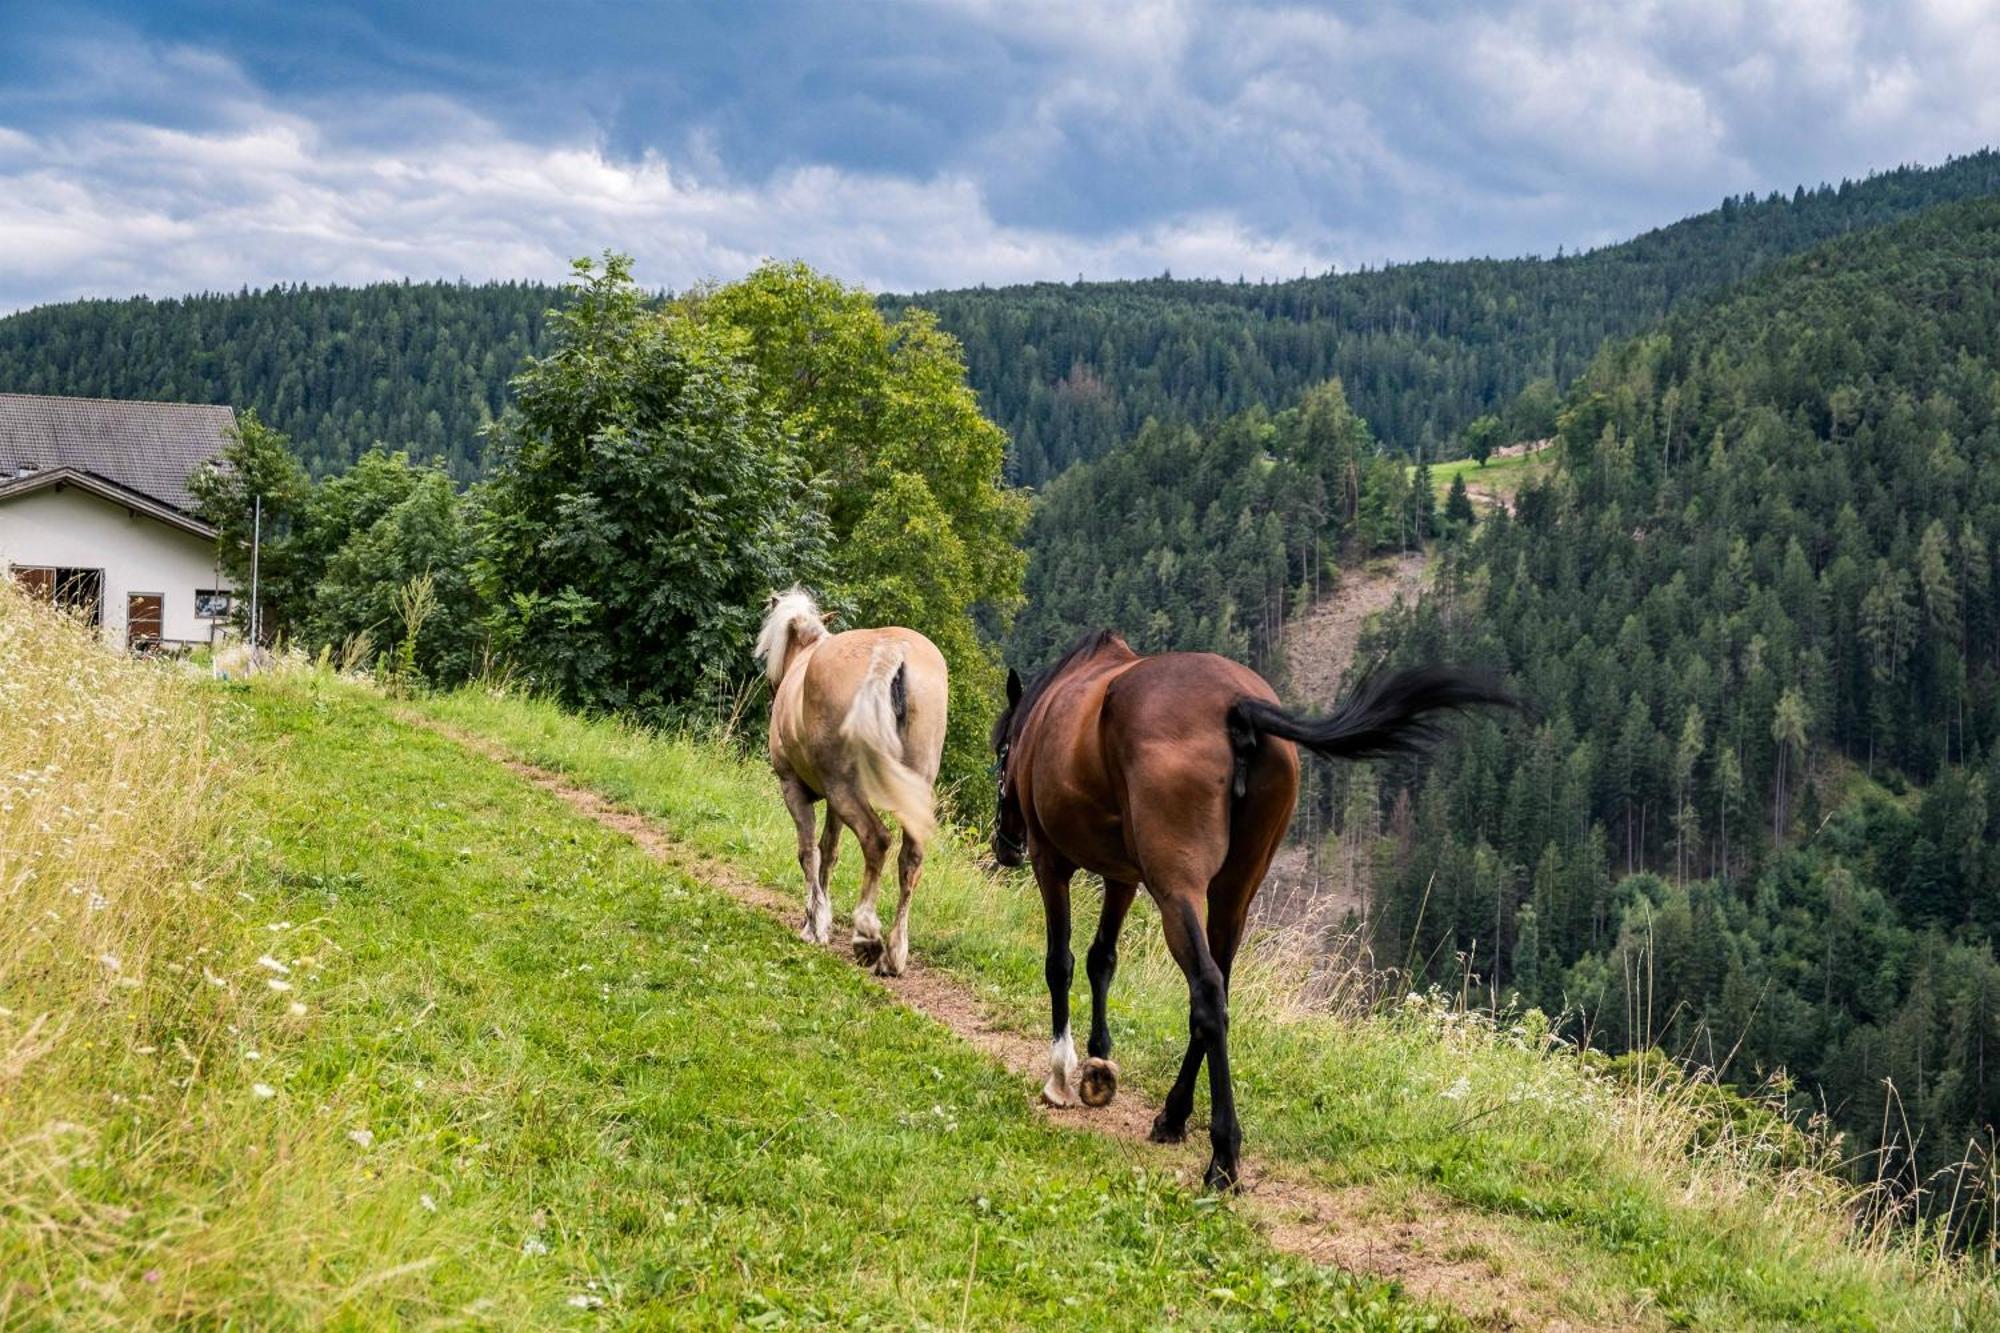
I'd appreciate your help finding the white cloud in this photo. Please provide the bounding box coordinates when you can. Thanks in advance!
[0,90,1341,312]
[3,2,2000,313]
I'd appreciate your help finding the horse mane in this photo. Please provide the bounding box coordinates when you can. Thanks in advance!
[994,629,1131,750]
[755,586,829,685]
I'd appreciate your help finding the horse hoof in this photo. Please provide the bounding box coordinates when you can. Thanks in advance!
[852,936,884,965]
[1148,1115,1187,1144]
[1078,1058,1119,1107]
[1203,1158,1242,1193]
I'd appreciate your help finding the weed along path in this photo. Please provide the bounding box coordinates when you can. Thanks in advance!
[413,710,1600,1332]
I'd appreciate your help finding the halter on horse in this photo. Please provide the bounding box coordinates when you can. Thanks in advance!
[992,631,1511,1188]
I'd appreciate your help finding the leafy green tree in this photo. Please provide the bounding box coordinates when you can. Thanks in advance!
[304,454,485,682]
[189,410,312,640]
[1463,414,1503,467]
[477,255,826,713]
[692,261,1027,788]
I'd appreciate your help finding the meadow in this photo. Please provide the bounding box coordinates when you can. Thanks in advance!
[0,587,1427,1328]
[4,581,1995,1328]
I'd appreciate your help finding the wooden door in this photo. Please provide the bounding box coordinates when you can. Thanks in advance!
[11,566,54,599]
[127,594,163,650]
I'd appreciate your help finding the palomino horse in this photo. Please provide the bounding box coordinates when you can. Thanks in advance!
[991,631,1510,1188]
[757,588,948,976]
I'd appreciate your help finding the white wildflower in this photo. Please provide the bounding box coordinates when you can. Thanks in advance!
[288,1001,308,1017]
[252,1083,276,1100]
[256,955,290,975]
[1440,1075,1472,1102]
[567,1294,603,1309]
[521,1234,549,1256]
[87,893,107,912]
[347,1128,374,1148]
[267,978,293,992]
[98,954,121,972]
[420,1193,438,1213]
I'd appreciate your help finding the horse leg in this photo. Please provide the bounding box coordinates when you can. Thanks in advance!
[817,805,843,912]
[1159,894,1239,1189]
[1079,878,1137,1107]
[880,829,923,977]
[781,777,829,944]
[1149,890,1208,1144]
[827,787,891,967]
[1034,857,1081,1106]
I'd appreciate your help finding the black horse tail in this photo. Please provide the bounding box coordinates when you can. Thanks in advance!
[1225,666,1516,797]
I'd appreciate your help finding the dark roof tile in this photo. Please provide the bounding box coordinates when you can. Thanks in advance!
[0,393,235,516]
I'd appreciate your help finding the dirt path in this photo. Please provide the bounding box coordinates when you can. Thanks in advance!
[415,716,1612,1331]
[1282,551,1429,712]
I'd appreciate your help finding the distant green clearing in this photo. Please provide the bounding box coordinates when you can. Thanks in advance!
[1416,447,1554,502]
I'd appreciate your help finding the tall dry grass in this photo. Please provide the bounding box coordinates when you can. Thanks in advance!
[0,586,475,1324]
[0,583,238,1307]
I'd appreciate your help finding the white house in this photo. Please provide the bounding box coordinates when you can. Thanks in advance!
[0,393,236,651]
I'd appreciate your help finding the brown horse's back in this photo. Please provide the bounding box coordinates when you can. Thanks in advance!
[1019,649,1298,895]
[1107,654,1299,899]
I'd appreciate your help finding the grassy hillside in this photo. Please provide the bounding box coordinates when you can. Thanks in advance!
[414,686,1997,1329]
[0,588,1426,1326]
[7,578,1994,1325]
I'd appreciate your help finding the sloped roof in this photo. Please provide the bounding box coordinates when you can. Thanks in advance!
[0,393,235,516]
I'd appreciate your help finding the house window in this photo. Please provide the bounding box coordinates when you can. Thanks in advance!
[10,566,55,599]
[12,567,104,624]
[195,589,233,619]
[127,593,163,652]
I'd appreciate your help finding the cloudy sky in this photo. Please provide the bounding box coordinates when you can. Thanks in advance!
[1,0,1996,313]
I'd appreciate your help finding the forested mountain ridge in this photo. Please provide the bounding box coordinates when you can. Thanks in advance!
[4,152,1997,488]
[1362,196,2000,1196]
[0,281,554,479]
[898,151,2000,483]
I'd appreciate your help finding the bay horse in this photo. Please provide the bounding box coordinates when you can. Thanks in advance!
[757,588,948,976]
[991,631,1510,1188]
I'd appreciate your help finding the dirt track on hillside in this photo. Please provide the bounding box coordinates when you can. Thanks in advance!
[413,715,1618,1332]
[1283,552,1429,712]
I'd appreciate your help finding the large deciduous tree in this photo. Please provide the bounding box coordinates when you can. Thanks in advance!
[477,255,826,714]
[692,261,1027,789]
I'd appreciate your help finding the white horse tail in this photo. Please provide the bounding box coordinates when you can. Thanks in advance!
[841,640,938,845]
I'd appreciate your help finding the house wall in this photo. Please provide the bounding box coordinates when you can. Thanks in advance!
[0,484,232,646]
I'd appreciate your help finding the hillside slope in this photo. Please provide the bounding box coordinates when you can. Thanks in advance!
[413,683,1996,1330]
[1365,195,2000,1200]
[6,577,1990,1325]
[0,590,1428,1326]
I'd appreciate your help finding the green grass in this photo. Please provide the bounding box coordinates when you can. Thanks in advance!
[1415,450,1552,504]
[416,685,2000,1331]
[20,665,1444,1327]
